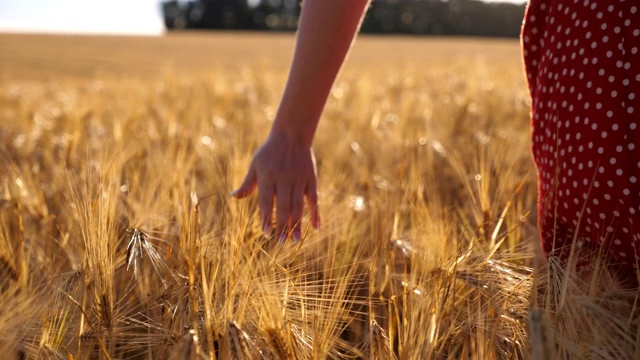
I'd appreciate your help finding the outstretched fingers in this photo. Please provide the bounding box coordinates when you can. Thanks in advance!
[232,141,320,244]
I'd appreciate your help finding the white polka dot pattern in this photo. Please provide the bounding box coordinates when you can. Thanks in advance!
[523,0,640,267]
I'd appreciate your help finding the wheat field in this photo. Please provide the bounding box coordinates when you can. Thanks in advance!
[0,32,637,359]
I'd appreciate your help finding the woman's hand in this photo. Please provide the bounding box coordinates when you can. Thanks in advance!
[231,0,369,242]
[231,131,319,242]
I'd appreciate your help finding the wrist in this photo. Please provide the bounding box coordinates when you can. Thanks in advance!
[269,121,315,147]
[270,107,318,146]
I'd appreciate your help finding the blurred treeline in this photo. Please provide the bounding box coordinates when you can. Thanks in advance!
[162,0,527,38]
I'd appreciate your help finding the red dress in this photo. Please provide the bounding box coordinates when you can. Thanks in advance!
[522,1,640,269]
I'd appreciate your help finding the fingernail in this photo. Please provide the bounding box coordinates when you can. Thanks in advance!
[262,224,271,237]
[292,230,300,243]
[229,189,238,197]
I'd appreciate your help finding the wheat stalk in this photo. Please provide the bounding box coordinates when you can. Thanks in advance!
[369,319,396,360]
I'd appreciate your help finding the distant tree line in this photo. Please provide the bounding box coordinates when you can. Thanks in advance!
[162,0,527,38]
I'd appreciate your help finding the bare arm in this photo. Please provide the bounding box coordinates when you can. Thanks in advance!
[272,0,371,145]
[232,0,370,241]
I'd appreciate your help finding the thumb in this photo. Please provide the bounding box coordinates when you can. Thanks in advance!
[231,167,257,198]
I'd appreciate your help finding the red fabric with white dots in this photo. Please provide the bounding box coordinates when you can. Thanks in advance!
[522,0,640,268]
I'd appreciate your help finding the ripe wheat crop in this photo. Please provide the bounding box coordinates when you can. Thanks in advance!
[0,32,636,359]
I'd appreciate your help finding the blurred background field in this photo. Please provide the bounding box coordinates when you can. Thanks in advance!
[0,32,636,359]
[0,32,522,80]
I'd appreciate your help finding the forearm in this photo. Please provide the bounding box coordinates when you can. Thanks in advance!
[270,0,370,145]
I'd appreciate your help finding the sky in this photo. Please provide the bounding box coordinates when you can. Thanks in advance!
[0,0,165,35]
[0,0,526,36]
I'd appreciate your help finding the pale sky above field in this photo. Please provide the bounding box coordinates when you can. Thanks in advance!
[0,0,526,35]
